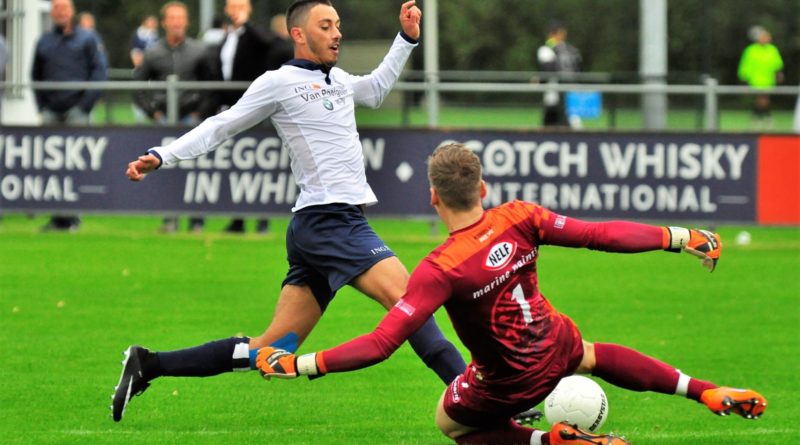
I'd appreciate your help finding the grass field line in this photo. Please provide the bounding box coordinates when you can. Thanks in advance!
[631,426,795,440]
[55,429,259,436]
[47,426,797,438]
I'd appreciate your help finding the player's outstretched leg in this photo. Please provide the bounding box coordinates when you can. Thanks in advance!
[111,337,252,421]
[549,423,630,445]
[112,345,155,422]
[589,343,767,419]
[700,387,767,419]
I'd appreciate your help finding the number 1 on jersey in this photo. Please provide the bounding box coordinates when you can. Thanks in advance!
[511,284,534,324]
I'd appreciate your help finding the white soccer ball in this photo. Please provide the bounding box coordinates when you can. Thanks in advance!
[544,375,608,432]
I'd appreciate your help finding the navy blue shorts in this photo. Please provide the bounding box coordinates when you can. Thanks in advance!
[283,203,396,312]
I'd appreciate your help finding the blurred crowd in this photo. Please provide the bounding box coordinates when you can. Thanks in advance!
[23,0,292,233]
[1,1,797,232]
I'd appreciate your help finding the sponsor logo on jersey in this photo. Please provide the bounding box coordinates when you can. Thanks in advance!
[449,375,462,403]
[484,241,516,270]
[394,299,416,317]
[476,227,495,243]
[554,215,566,229]
[323,99,334,110]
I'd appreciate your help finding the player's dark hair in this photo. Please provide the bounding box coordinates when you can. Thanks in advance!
[286,0,332,31]
[427,143,482,211]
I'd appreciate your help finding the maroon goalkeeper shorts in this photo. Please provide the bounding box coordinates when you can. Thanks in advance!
[442,315,585,428]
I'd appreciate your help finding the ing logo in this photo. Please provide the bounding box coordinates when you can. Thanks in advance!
[484,241,516,270]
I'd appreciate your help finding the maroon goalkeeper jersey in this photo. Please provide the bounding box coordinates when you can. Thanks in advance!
[319,200,666,386]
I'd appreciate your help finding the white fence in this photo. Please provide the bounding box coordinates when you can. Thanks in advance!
[1,75,799,130]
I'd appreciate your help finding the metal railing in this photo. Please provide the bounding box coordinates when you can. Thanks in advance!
[2,74,798,130]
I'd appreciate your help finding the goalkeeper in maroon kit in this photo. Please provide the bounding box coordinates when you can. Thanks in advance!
[256,143,767,444]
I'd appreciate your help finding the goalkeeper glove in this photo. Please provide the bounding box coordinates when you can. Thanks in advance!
[255,347,323,380]
[663,227,722,272]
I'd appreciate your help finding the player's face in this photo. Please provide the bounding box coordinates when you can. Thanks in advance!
[302,4,342,67]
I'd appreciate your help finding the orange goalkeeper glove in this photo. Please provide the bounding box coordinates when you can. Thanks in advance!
[664,227,722,272]
[255,347,323,380]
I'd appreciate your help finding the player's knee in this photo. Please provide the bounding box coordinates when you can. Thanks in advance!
[434,414,462,439]
[575,340,596,374]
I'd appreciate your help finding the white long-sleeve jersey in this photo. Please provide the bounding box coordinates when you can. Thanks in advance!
[150,33,417,211]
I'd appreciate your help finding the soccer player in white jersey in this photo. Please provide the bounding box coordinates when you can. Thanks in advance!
[112,0,466,422]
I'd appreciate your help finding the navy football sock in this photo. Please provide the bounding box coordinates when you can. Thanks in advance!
[155,336,251,377]
[407,317,466,384]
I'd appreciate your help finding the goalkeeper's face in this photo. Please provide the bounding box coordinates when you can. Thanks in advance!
[303,4,342,67]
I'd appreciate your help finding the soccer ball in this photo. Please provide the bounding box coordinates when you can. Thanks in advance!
[544,375,608,432]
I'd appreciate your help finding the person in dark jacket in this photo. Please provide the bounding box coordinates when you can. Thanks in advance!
[214,0,293,234]
[133,1,213,126]
[32,0,107,231]
[134,1,212,233]
[32,0,107,125]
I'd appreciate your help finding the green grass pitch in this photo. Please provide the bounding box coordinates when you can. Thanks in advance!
[1,215,798,444]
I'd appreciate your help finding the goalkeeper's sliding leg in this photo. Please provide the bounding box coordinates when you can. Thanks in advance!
[579,341,767,419]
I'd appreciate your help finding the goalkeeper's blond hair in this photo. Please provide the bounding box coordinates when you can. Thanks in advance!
[427,143,482,211]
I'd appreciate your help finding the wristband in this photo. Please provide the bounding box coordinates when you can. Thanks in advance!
[146,149,163,169]
[664,226,691,252]
[296,353,320,376]
[399,31,418,44]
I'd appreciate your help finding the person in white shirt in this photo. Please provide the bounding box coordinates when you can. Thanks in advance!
[112,0,466,423]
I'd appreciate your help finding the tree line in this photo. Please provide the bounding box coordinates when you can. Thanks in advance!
[76,0,797,88]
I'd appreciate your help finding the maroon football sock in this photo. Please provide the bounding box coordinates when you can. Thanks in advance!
[687,376,718,401]
[455,420,548,445]
[592,343,716,401]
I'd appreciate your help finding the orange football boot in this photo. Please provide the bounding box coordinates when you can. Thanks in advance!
[549,423,631,445]
[700,387,767,419]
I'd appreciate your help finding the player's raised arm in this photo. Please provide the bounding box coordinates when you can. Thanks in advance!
[399,0,422,40]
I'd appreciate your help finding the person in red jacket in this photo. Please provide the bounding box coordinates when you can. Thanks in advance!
[257,143,767,445]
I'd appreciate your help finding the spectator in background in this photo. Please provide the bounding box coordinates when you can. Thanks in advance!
[77,12,107,55]
[536,22,581,128]
[130,15,159,124]
[738,26,784,129]
[78,12,96,32]
[214,0,292,234]
[134,1,213,124]
[77,12,108,123]
[130,15,159,67]
[0,34,6,75]
[201,15,227,46]
[32,0,108,231]
[267,13,294,72]
[0,34,7,116]
[134,1,212,233]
